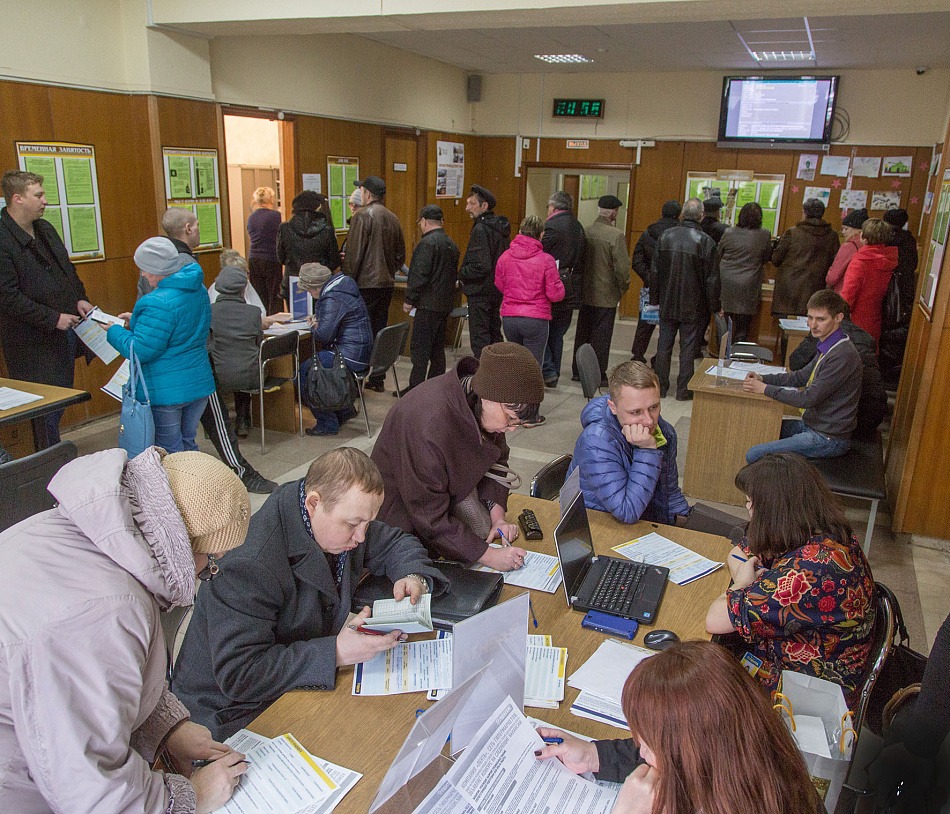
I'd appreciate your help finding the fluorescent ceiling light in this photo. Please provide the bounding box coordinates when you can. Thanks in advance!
[534,54,592,64]
[751,50,815,61]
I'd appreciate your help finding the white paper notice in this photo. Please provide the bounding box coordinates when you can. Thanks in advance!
[75,314,119,364]
[569,690,629,731]
[475,548,562,593]
[0,387,43,410]
[302,173,322,193]
[101,359,130,401]
[525,644,567,707]
[612,532,723,585]
[727,361,787,375]
[568,640,654,703]
[851,157,881,178]
[820,156,851,178]
[705,365,747,381]
[352,637,453,696]
[803,186,831,206]
[779,316,810,331]
[839,189,868,210]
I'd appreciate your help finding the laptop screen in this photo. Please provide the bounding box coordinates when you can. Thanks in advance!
[553,491,595,606]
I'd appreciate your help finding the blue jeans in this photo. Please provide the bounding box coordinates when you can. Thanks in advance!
[542,306,574,382]
[502,316,549,367]
[746,419,851,464]
[152,398,209,453]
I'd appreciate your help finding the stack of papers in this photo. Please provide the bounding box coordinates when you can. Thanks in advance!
[220,729,361,814]
[612,532,723,585]
[265,319,311,336]
[362,594,433,634]
[102,359,130,402]
[779,316,809,331]
[705,364,747,380]
[352,637,452,696]
[0,387,43,411]
[567,640,655,731]
[474,547,562,593]
[728,361,787,375]
[75,311,120,364]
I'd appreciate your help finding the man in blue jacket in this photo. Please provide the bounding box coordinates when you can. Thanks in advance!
[567,360,689,524]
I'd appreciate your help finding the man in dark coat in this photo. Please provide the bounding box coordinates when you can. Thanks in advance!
[404,205,460,391]
[879,208,920,388]
[771,198,840,315]
[172,448,446,740]
[651,197,720,401]
[700,197,728,244]
[0,170,93,447]
[540,190,585,388]
[630,200,680,364]
[458,184,510,359]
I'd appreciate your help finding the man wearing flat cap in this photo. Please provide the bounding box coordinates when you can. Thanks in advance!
[342,175,405,391]
[403,205,460,391]
[572,194,631,385]
[700,197,728,245]
[459,184,511,359]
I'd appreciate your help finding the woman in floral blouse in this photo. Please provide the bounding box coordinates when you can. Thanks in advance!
[705,452,875,706]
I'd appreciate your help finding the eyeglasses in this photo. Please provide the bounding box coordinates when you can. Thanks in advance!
[503,407,526,428]
[198,554,220,582]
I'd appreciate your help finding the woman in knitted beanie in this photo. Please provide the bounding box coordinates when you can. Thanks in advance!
[0,447,251,814]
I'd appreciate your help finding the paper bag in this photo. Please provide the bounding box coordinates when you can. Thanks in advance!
[775,671,856,813]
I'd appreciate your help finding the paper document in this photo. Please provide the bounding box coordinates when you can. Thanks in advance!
[779,316,809,331]
[569,690,629,731]
[352,637,452,696]
[727,361,787,375]
[265,319,310,336]
[101,359,130,401]
[413,778,477,813]
[443,697,618,814]
[475,548,562,593]
[705,365,747,380]
[568,640,654,703]
[88,307,124,326]
[75,313,119,364]
[789,715,832,759]
[363,593,433,634]
[612,532,723,586]
[0,386,43,411]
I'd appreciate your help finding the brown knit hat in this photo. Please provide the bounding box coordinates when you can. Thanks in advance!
[470,342,545,405]
[161,451,251,554]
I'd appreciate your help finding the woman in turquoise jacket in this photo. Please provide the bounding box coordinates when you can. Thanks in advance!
[108,237,215,452]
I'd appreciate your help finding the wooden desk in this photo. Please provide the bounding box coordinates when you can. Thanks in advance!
[782,327,810,367]
[388,281,464,359]
[683,359,784,505]
[0,378,91,454]
[247,494,732,812]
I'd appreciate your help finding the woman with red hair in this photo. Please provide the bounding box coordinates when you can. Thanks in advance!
[536,641,822,814]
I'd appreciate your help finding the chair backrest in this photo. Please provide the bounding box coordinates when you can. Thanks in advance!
[368,321,411,374]
[852,583,897,733]
[258,330,300,365]
[575,343,601,400]
[530,454,573,500]
[0,441,78,533]
[730,342,773,363]
[162,605,193,680]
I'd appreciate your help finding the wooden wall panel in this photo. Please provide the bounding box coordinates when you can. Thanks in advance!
[536,138,635,166]
[0,82,55,171]
[630,141,686,232]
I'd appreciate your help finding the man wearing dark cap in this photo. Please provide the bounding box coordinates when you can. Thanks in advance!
[700,197,728,244]
[827,207,868,293]
[630,200,681,364]
[572,194,631,385]
[459,184,511,358]
[403,205,460,391]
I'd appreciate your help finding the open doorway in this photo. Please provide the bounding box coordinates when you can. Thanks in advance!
[523,165,631,235]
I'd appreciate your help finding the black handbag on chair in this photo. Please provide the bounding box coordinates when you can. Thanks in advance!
[306,336,358,413]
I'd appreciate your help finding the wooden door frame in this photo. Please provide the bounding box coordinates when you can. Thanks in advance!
[382,127,426,253]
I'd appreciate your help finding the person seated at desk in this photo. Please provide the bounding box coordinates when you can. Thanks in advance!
[744,289,862,464]
[705,453,875,706]
[536,641,823,814]
[171,448,446,740]
[566,360,689,525]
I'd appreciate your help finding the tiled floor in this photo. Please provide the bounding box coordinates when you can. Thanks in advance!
[64,316,950,653]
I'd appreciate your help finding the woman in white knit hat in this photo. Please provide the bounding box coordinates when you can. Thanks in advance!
[0,446,251,814]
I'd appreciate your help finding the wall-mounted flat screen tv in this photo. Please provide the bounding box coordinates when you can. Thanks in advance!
[718,76,839,148]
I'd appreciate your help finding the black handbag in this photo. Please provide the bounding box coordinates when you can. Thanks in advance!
[881,272,903,334]
[306,336,358,412]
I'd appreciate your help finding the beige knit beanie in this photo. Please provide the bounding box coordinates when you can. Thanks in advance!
[162,451,251,554]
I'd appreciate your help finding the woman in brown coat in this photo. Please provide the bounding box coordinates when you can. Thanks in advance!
[771,198,840,315]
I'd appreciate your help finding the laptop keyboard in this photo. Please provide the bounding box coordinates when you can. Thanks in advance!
[589,559,647,615]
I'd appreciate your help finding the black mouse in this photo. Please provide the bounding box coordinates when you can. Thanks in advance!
[643,629,680,651]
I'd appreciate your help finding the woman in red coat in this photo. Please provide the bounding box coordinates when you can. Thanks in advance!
[840,218,898,343]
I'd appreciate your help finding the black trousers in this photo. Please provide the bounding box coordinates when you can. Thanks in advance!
[467,295,502,359]
[573,305,616,380]
[248,258,283,315]
[409,309,449,389]
[631,319,656,362]
[655,317,705,398]
[200,389,257,481]
[360,287,394,386]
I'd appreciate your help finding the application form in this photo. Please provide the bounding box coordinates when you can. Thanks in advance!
[352,637,453,696]
[612,532,723,586]
[475,548,562,593]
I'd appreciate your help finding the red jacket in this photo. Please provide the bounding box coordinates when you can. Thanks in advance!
[840,244,898,342]
[495,235,564,320]
[826,234,862,293]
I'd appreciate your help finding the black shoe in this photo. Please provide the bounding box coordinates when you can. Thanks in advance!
[675,392,694,402]
[364,381,386,393]
[544,378,558,389]
[521,414,546,428]
[630,357,646,364]
[599,378,608,389]
[242,471,277,494]
[571,374,580,382]
[392,386,411,397]
[235,415,250,438]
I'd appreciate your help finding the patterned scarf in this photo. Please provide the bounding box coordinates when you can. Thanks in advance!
[299,479,347,592]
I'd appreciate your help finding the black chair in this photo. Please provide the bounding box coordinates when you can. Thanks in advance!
[237,331,304,454]
[731,343,774,363]
[575,343,601,401]
[450,304,469,357]
[530,454,573,500]
[0,440,77,532]
[355,322,411,437]
[851,584,897,734]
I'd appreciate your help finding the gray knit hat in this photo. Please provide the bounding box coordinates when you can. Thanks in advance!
[214,267,248,297]
[298,263,333,294]
[134,237,190,277]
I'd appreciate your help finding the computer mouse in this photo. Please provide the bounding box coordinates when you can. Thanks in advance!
[643,629,680,651]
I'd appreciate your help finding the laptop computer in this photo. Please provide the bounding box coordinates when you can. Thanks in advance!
[553,491,669,623]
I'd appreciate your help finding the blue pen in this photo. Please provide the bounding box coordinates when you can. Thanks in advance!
[529,598,539,629]
[497,528,512,546]
[731,553,748,562]
[542,737,563,745]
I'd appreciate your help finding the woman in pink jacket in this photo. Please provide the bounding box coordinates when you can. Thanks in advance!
[496,215,565,369]
[841,218,899,343]
[826,207,867,293]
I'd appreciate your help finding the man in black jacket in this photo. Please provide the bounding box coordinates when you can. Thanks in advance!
[458,184,510,359]
[404,205,460,390]
[0,170,93,447]
[540,191,585,388]
[651,198,720,400]
[700,197,728,244]
[630,200,680,364]
[172,448,447,740]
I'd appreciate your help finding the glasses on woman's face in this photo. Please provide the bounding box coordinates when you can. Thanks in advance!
[503,406,525,428]
[197,554,220,582]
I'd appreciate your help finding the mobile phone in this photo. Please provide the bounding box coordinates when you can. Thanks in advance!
[581,610,639,640]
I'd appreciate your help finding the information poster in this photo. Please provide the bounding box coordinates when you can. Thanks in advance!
[17,141,105,262]
[436,140,465,198]
[327,156,359,232]
[685,172,785,237]
[162,147,223,250]
[921,170,950,313]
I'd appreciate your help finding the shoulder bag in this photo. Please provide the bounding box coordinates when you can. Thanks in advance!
[118,341,155,459]
[306,334,359,412]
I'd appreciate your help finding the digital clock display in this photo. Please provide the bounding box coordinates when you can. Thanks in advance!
[552,99,605,118]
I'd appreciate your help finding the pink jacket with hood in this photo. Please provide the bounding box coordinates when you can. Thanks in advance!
[0,447,199,813]
[495,234,565,320]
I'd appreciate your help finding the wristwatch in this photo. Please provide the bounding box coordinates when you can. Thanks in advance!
[405,574,430,594]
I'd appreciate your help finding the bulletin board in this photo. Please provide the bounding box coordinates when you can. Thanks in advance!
[685,172,785,237]
[921,168,950,315]
[327,156,360,232]
[17,141,105,263]
[162,147,223,251]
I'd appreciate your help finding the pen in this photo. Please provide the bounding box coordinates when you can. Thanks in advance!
[529,598,539,629]
[731,553,748,562]
[541,737,563,745]
[351,625,388,636]
[192,758,251,768]
[497,528,511,547]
